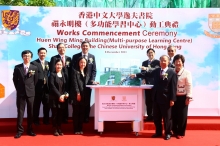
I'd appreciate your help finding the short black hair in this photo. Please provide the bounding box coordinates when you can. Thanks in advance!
[76,56,88,75]
[147,48,155,54]
[57,43,64,50]
[21,50,33,58]
[55,58,63,66]
[81,41,91,47]
[38,47,47,53]
[173,54,185,64]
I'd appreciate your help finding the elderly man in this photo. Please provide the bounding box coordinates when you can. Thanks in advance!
[131,55,177,140]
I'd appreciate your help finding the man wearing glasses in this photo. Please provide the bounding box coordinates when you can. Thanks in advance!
[167,45,176,68]
[13,50,38,138]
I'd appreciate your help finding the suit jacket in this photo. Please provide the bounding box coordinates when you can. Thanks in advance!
[31,59,49,94]
[137,67,177,104]
[71,52,96,84]
[141,59,160,84]
[168,63,175,68]
[176,68,192,97]
[13,63,38,97]
[70,70,90,105]
[49,54,71,91]
[49,72,68,108]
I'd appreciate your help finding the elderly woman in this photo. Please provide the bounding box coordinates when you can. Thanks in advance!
[172,54,193,139]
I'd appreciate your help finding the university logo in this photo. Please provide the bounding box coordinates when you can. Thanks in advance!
[0,10,30,36]
[204,14,220,38]
[111,96,115,101]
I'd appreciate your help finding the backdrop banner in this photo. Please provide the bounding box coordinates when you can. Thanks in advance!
[0,6,219,117]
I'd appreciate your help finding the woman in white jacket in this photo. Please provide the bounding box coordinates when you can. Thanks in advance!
[172,54,193,139]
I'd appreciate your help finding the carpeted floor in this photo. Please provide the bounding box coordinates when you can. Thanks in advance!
[0,117,220,146]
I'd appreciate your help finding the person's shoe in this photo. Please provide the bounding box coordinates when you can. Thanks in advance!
[151,133,162,138]
[58,129,64,136]
[53,129,59,136]
[80,131,83,135]
[164,134,171,140]
[27,131,36,136]
[14,133,22,138]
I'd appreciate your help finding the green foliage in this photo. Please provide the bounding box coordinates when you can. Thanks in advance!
[27,0,56,6]
[0,0,55,6]
[11,0,26,6]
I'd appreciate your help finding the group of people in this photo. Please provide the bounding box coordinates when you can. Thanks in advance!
[13,41,97,138]
[13,41,192,140]
[131,45,193,140]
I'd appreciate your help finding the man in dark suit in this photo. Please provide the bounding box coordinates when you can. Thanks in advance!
[131,55,177,140]
[31,47,50,125]
[71,41,97,123]
[13,50,38,138]
[49,43,71,123]
[167,45,176,68]
[141,48,160,121]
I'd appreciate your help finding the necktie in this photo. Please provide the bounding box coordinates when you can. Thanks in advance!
[25,67,28,75]
[148,60,151,65]
[160,70,163,78]
[83,55,87,60]
[41,61,45,70]
[62,56,65,66]
[41,61,46,84]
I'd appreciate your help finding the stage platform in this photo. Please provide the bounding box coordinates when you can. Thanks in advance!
[1,116,220,135]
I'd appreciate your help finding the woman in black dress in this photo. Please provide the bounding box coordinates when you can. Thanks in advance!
[49,59,69,136]
[70,56,92,134]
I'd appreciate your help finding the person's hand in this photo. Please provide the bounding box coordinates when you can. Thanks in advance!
[170,100,174,106]
[140,66,147,70]
[77,93,81,101]
[65,93,69,99]
[130,74,135,79]
[142,79,146,85]
[92,81,100,85]
[59,95,65,102]
[185,97,193,105]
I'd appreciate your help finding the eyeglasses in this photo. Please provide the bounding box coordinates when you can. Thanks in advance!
[23,55,31,58]
[168,50,174,52]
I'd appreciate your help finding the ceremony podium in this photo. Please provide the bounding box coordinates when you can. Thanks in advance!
[86,85,153,136]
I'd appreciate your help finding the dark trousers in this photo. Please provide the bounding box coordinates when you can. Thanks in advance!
[16,95,34,134]
[73,105,85,132]
[172,95,188,136]
[84,88,92,120]
[145,89,153,117]
[153,101,172,135]
[62,100,69,121]
[33,89,50,123]
[52,108,64,128]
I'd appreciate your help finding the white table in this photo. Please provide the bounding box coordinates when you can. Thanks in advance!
[86,85,153,136]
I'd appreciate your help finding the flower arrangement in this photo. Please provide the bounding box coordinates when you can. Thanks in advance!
[89,58,93,64]
[162,72,168,80]
[28,70,35,77]
[45,65,49,70]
